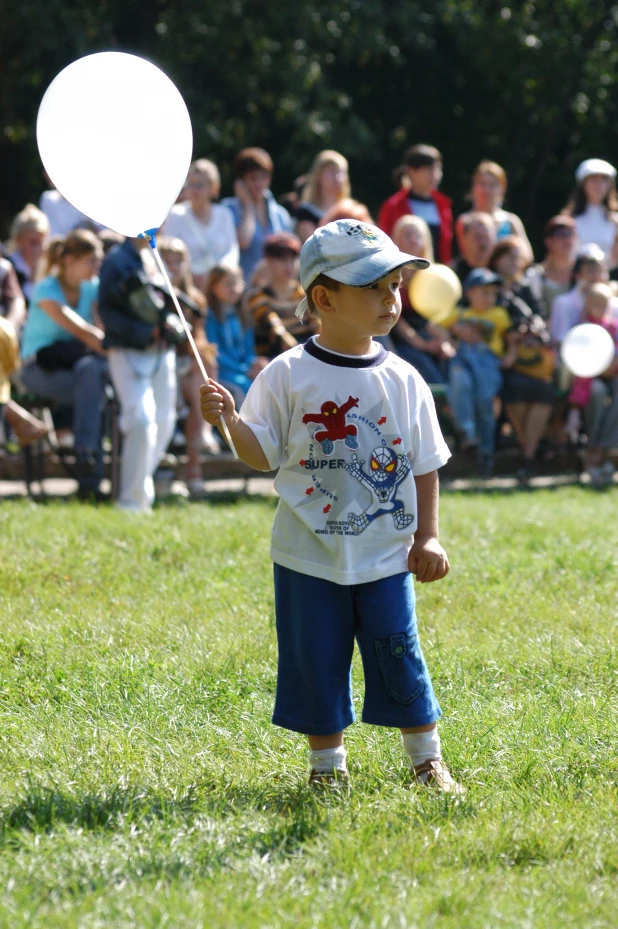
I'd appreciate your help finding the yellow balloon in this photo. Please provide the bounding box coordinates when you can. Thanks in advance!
[408,264,462,323]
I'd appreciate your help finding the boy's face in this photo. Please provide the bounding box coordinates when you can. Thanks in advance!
[466,283,499,311]
[319,269,403,339]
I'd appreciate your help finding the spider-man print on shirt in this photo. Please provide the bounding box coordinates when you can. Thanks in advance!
[302,395,359,456]
[344,443,414,534]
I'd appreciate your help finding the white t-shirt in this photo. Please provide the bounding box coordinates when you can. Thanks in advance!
[240,338,451,585]
[575,205,617,260]
[161,202,239,275]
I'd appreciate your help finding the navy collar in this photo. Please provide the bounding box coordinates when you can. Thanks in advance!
[303,338,388,368]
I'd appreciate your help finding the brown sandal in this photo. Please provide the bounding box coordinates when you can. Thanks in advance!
[308,769,349,789]
[411,759,465,795]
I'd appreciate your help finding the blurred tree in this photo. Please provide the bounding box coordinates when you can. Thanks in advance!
[2,0,618,252]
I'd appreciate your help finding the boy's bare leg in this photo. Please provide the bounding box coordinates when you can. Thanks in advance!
[307,733,347,783]
[400,723,436,734]
[308,732,344,749]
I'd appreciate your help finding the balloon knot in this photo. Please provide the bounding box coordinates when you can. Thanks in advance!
[138,227,159,249]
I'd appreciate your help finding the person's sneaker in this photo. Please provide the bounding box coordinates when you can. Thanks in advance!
[477,455,494,479]
[308,769,349,789]
[187,478,207,498]
[586,464,607,487]
[460,435,480,452]
[517,459,535,487]
[411,759,465,795]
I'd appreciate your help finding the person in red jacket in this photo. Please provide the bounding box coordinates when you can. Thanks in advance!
[378,145,453,264]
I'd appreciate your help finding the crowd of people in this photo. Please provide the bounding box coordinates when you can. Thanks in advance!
[2,143,618,509]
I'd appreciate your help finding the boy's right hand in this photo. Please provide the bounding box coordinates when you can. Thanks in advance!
[199,381,236,425]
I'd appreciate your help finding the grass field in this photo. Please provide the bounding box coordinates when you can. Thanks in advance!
[0,486,617,928]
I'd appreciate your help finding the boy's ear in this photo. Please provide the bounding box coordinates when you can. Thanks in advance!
[312,284,335,314]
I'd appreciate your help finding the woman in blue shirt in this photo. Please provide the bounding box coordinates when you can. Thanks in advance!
[21,230,107,497]
[221,147,292,283]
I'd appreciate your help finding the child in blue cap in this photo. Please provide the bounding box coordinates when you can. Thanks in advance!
[200,220,463,793]
[443,267,512,477]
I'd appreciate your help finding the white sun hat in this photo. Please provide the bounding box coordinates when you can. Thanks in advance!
[575,158,617,182]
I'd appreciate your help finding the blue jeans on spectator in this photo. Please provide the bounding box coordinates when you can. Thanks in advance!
[392,339,447,385]
[21,354,107,486]
[448,344,502,455]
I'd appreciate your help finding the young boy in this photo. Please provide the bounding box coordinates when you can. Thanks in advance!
[444,268,511,477]
[200,220,463,793]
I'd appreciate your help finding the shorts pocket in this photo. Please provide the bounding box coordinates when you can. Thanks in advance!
[374,632,426,706]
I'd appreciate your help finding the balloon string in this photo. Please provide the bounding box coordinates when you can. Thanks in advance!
[148,243,239,460]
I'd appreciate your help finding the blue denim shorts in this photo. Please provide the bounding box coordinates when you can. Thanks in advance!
[272,565,442,735]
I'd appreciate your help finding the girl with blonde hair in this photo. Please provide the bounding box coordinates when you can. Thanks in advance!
[297,151,351,241]
[20,230,107,498]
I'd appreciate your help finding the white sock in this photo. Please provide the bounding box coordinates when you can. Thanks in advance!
[309,746,348,775]
[402,729,441,769]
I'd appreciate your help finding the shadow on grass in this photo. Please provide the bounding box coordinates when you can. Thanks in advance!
[0,777,332,848]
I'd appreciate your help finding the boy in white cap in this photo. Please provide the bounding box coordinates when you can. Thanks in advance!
[200,220,463,793]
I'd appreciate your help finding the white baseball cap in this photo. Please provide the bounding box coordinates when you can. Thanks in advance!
[575,158,617,182]
[295,219,430,320]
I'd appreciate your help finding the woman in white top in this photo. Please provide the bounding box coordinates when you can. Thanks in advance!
[460,160,533,265]
[563,158,618,265]
[162,159,239,289]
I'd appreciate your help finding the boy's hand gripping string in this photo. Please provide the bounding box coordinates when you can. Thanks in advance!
[143,233,238,459]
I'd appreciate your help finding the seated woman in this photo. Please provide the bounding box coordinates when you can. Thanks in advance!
[20,230,107,497]
[162,158,239,290]
[521,216,575,320]
[390,215,453,385]
[158,237,219,496]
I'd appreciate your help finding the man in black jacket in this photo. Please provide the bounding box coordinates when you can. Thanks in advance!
[99,237,178,512]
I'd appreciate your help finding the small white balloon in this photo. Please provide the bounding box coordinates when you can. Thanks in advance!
[37,52,193,237]
[560,323,616,378]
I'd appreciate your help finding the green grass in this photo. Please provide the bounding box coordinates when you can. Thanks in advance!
[0,487,617,928]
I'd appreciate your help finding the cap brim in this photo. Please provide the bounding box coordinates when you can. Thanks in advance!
[325,248,430,287]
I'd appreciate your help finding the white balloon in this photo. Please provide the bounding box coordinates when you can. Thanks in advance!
[37,52,193,238]
[560,323,616,378]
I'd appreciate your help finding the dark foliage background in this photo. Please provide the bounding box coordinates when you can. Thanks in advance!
[2,0,618,249]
